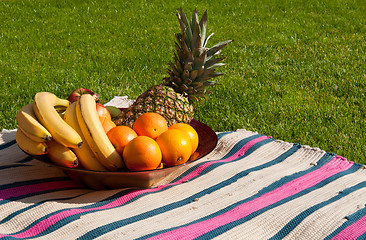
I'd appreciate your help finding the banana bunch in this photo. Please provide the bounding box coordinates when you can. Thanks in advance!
[16,92,123,172]
[16,92,82,168]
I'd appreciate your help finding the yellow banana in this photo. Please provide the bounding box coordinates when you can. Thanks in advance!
[15,128,48,155]
[16,103,52,142]
[32,92,82,149]
[63,102,107,171]
[76,94,123,171]
[46,139,79,168]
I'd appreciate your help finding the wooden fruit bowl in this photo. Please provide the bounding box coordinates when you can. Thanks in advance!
[31,119,217,190]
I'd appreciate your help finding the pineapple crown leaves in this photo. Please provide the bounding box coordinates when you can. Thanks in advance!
[163,7,233,103]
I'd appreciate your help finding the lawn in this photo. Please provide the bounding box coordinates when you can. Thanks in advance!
[0,0,365,163]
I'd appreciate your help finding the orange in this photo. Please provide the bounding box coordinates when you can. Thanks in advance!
[168,123,199,154]
[156,129,192,167]
[123,136,162,171]
[107,126,138,156]
[102,119,116,134]
[133,112,168,139]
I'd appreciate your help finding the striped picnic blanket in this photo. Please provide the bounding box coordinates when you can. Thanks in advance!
[1,97,366,239]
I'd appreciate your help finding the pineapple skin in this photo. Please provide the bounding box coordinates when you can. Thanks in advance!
[113,84,194,127]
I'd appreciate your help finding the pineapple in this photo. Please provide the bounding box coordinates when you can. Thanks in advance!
[114,8,232,127]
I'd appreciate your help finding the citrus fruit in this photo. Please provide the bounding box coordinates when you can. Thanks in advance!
[101,118,116,134]
[168,123,199,154]
[123,136,162,171]
[107,126,138,155]
[133,112,168,139]
[155,129,192,167]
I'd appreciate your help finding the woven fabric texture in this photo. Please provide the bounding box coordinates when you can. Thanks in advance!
[0,97,365,239]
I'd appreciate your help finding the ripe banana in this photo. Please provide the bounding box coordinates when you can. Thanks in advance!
[76,94,123,171]
[15,128,48,155]
[46,140,79,168]
[64,102,107,171]
[16,103,52,142]
[32,92,83,149]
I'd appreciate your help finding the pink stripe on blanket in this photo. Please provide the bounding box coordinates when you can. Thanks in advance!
[0,180,80,200]
[147,156,353,240]
[331,214,366,239]
[0,135,270,238]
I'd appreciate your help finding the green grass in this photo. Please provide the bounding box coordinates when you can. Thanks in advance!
[1,0,365,163]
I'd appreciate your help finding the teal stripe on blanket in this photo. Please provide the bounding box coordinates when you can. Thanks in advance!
[217,131,233,139]
[16,156,35,163]
[0,192,90,224]
[0,139,16,150]
[270,180,366,240]
[0,164,32,170]
[357,232,366,240]
[0,177,73,190]
[325,202,366,240]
